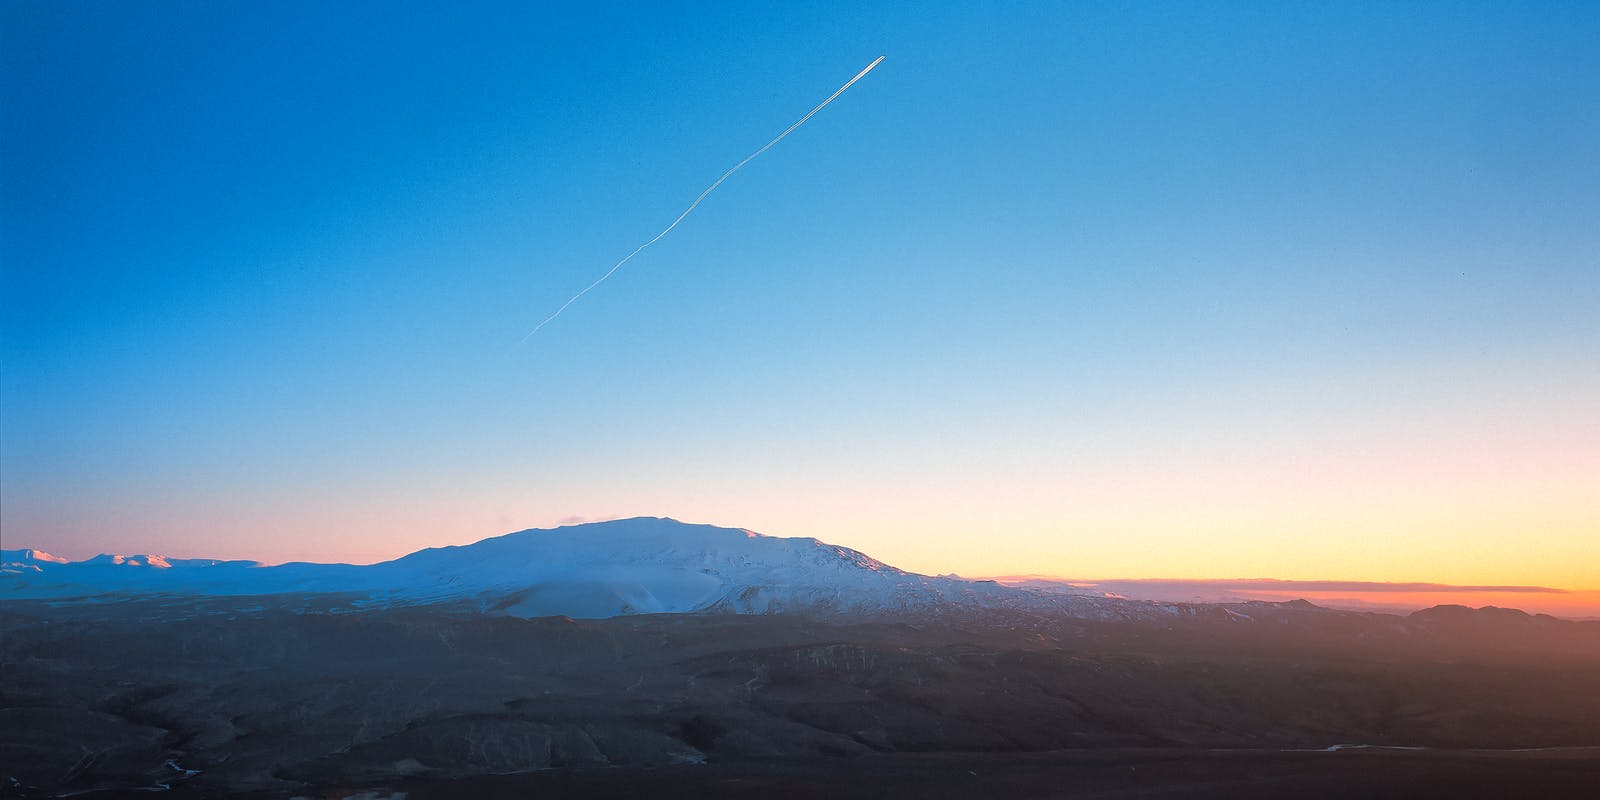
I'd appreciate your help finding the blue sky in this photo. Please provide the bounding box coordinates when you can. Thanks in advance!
[3,2,1596,585]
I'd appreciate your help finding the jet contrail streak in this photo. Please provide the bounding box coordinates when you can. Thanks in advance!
[521,55,886,342]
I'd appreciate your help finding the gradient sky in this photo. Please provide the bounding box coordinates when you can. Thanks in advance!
[3,2,1596,593]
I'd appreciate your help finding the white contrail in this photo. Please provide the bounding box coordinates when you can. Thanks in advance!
[521,55,886,342]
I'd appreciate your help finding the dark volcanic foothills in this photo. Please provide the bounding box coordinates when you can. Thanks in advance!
[3,596,1599,798]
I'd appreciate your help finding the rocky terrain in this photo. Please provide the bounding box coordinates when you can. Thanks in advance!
[3,594,1599,797]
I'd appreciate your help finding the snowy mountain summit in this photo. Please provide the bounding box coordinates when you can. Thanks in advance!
[0,517,1038,619]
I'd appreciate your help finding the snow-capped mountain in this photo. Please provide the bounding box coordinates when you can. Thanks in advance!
[0,548,69,573]
[0,517,1068,618]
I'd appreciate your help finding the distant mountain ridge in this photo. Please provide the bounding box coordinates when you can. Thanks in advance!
[1,517,1070,618]
[5,519,1590,634]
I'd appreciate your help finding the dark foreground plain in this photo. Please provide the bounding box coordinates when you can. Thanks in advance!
[3,596,1598,798]
[272,748,1600,800]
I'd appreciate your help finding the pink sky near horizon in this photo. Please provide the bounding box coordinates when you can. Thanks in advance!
[1227,588,1600,619]
[11,359,1594,594]
[982,577,1600,620]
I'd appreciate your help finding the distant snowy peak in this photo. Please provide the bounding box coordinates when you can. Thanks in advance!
[376,517,921,616]
[389,517,904,579]
[82,554,172,568]
[0,517,1107,621]
[0,548,69,564]
[0,549,70,574]
[68,553,260,569]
